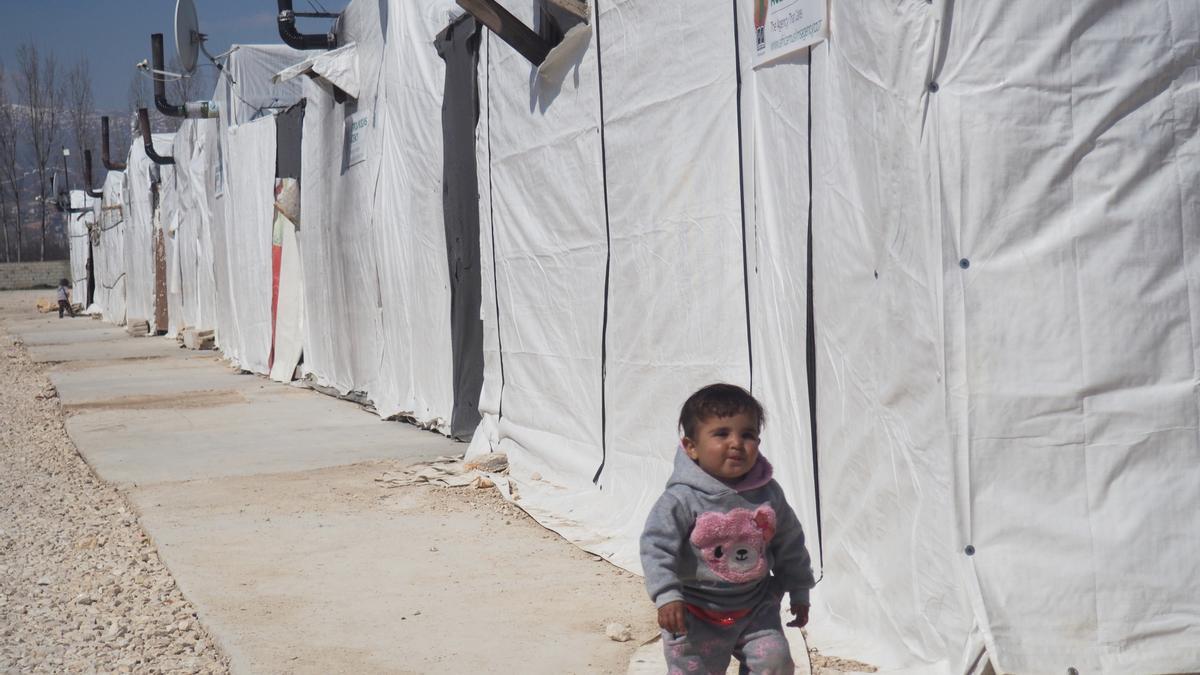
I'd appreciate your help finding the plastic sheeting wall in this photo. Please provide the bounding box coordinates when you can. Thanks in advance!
[299,0,388,404]
[469,5,609,509]
[207,45,305,365]
[299,0,459,430]
[66,191,93,297]
[123,136,172,326]
[375,0,458,429]
[470,0,762,574]
[93,171,126,324]
[164,119,220,336]
[469,0,1200,672]
[217,45,307,127]
[216,116,277,374]
[161,166,184,336]
[808,1,1200,672]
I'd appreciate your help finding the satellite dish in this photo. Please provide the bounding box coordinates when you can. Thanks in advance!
[175,0,201,74]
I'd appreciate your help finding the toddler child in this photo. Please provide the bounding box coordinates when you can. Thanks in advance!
[56,279,75,318]
[641,383,814,675]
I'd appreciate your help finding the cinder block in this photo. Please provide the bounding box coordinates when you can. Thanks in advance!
[126,319,150,337]
[182,328,216,350]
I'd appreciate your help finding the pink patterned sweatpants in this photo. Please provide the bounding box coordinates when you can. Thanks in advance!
[661,597,794,675]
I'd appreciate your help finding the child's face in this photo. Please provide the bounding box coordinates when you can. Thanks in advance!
[682,412,761,482]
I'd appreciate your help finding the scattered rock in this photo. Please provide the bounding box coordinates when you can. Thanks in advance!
[0,324,231,674]
[605,622,633,642]
[463,453,508,474]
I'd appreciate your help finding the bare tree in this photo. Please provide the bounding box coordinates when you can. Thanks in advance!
[127,70,170,135]
[170,56,216,106]
[16,43,62,261]
[0,61,22,262]
[127,70,148,114]
[66,59,96,164]
[0,64,10,262]
[127,70,151,136]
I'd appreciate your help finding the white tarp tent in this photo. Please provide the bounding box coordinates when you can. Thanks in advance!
[122,133,173,329]
[164,118,221,336]
[466,0,815,641]
[807,1,1200,672]
[297,0,463,431]
[65,190,94,302]
[207,44,306,372]
[92,170,127,324]
[215,115,277,373]
[465,0,1200,673]
[160,161,184,337]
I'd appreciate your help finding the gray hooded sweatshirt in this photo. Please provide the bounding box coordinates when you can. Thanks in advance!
[640,448,815,612]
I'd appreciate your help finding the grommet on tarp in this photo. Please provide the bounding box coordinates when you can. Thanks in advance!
[1067,668,1079,675]
[958,258,970,269]
[928,81,940,93]
[964,545,975,556]
[873,270,879,279]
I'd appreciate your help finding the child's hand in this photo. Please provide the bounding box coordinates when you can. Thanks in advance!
[786,603,810,628]
[657,601,687,635]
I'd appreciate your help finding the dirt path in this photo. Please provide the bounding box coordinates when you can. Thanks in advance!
[0,291,659,674]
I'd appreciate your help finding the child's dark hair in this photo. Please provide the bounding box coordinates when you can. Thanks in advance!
[59,278,69,287]
[678,383,765,439]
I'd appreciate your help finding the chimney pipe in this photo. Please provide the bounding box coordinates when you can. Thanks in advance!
[277,0,337,50]
[101,117,127,171]
[138,108,175,165]
[151,33,218,119]
[152,34,187,118]
[82,150,104,199]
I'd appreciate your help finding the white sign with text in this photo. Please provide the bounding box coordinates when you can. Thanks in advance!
[346,112,370,168]
[753,0,827,67]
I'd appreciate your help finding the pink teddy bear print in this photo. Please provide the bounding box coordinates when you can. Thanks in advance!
[689,505,777,584]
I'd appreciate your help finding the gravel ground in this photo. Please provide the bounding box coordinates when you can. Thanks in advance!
[0,326,230,674]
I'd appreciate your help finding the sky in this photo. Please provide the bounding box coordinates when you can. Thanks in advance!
[0,1,342,111]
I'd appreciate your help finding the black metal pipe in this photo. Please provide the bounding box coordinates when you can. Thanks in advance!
[82,150,104,199]
[455,0,552,66]
[101,117,126,171]
[151,33,188,118]
[137,108,175,165]
[277,0,337,50]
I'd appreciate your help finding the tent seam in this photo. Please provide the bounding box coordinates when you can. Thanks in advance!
[732,0,754,392]
[805,44,823,573]
[592,0,613,485]
[486,31,506,421]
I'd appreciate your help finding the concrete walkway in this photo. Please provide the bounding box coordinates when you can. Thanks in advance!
[1,291,655,674]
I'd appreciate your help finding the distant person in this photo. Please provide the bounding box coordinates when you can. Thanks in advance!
[56,278,75,318]
[641,383,815,674]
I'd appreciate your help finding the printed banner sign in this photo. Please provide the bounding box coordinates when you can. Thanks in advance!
[346,112,370,168]
[753,0,827,67]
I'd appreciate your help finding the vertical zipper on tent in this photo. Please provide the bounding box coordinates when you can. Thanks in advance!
[486,32,506,419]
[805,45,824,571]
[592,0,613,485]
[732,0,754,390]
